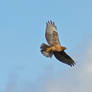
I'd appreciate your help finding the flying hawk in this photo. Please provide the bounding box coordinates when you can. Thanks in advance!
[40,20,75,66]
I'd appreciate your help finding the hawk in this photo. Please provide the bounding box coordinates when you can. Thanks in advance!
[40,20,75,66]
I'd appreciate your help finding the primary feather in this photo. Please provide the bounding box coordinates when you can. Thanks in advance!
[54,51,75,66]
[45,20,60,46]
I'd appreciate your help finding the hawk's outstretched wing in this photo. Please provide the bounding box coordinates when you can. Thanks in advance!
[45,21,60,46]
[54,51,75,66]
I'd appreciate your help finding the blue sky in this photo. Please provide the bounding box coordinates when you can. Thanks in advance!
[0,0,92,92]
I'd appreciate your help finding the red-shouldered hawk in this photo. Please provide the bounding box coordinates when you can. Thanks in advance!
[40,20,75,66]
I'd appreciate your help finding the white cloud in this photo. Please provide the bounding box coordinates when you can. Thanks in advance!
[36,42,92,92]
[5,42,92,92]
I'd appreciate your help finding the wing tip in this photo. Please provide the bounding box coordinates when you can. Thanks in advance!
[54,51,76,67]
[69,62,76,67]
[47,20,54,24]
[46,20,56,27]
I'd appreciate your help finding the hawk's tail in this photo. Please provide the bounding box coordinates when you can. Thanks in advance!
[40,43,53,57]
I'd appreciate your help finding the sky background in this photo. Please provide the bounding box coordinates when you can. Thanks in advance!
[0,0,92,92]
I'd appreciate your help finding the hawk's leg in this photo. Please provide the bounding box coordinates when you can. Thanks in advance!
[46,47,52,52]
[46,46,56,52]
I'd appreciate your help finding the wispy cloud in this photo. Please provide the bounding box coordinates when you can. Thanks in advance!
[37,42,92,92]
[5,42,92,92]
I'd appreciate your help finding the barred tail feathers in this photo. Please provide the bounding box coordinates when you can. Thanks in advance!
[40,43,53,57]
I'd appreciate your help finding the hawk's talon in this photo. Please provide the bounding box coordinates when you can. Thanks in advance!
[46,47,52,52]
